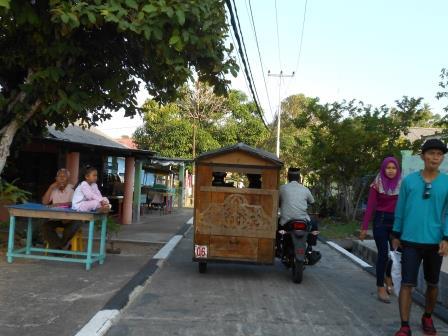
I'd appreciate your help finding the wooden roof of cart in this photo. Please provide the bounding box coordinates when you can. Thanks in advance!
[195,143,283,167]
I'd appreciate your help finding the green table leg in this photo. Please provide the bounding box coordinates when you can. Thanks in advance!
[26,218,32,255]
[7,216,16,263]
[86,219,94,271]
[99,216,107,265]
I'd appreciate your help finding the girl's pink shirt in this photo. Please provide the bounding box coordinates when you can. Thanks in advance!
[361,187,398,230]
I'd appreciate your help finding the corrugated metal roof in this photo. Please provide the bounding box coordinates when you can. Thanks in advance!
[47,125,129,149]
[44,125,155,157]
[196,143,283,166]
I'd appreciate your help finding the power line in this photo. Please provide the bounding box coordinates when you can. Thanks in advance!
[230,0,266,125]
[283,1,309,97]
[294,0,308,74]
[274,0,282,69]
[285,0,309,95]
[246,0,274,121]
[229,28,252,104]
[268,71,295,158]
[225,0,268,128]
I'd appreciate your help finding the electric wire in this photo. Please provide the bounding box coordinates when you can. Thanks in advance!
[274,0,282,69]
[246,0,274,121]
[230,0,266,125]
[285,0,309,96]
[225,0,268,128]
[230,27,252,106]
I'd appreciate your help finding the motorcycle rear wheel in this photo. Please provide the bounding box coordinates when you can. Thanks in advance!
[292,259,304,283]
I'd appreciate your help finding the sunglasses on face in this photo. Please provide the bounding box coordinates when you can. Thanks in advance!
[423,183,432,199]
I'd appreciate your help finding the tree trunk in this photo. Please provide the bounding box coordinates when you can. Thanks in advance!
[192,121,197,159]
[0,100,41,176]
[351,181,367,221]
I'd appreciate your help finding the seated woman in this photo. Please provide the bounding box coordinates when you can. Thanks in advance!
[41,168,79,249]
[72,166,110,213]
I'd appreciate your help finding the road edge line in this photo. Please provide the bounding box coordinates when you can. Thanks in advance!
[73,217,193,336]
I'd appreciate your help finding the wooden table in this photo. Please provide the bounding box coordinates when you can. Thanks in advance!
[6,203,107,271]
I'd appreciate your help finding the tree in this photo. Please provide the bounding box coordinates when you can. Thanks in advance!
[178,81,226,158]
[263,94,320,174]
[213,90,269,147]
[437,68,448,114]
[133,99,220,158]
[0,0,237,175]
[133,89,268,156]
[294,96,427,220]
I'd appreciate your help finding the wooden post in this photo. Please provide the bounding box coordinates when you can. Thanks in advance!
[122,157,135,225]
[65,152,80,186]
[132,160,142,223]
[178,163,185,208]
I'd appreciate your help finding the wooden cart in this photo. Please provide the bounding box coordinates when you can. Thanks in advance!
[193,143,283,273]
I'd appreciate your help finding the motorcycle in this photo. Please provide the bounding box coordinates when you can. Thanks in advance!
[275,219,321,283]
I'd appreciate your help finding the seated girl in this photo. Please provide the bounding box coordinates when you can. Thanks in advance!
[72,166,110,212]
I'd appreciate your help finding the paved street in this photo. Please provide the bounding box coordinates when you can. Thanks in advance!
[0,209,192,336]
[108,232,448,336]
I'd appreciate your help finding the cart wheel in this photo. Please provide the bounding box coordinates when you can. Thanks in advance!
[292,259,303,284]
[198,262,207,274]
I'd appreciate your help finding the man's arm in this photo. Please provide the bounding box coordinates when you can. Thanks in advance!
[392,180,407,240]
[42,182,58,205]
[307,189,315,204]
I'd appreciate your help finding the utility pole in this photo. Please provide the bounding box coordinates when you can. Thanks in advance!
[268,70,295,158]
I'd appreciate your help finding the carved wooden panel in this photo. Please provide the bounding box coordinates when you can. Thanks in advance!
[197,193,276,238]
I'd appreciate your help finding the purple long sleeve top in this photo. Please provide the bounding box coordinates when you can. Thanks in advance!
[361,187,398,230]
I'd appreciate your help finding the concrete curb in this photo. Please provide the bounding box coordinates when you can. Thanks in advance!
[74,217,194,336]
[320,236,448,324]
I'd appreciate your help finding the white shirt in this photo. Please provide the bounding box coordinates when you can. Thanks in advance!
[279,181,315,225]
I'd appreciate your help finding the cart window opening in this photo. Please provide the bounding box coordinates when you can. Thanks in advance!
[211,171,262,189]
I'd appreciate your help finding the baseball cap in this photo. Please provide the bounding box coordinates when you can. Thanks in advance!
[421,139,448,154]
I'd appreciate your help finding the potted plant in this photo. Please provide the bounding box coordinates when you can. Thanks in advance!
[0,179,31,222]
[0,179,31,246]
[96,216,122,254]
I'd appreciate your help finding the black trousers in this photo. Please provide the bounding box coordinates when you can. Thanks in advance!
[41,220,81,249]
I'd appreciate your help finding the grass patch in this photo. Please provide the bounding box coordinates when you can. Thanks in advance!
[319,218,359,239]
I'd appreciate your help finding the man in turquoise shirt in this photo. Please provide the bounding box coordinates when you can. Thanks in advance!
[392,139,448,336]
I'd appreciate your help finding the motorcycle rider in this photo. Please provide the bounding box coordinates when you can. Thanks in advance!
[279,168,320,262]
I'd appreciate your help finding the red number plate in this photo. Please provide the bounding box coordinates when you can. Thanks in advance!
[195,245,208,258]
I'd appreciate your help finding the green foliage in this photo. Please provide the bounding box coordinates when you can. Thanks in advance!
[96,215,121,239]
[319,218,359,239]
[437,68,448,114]
[0,179,31,204]
[275,94,428,220]
[133,88,269,157]
[0,0,237,174]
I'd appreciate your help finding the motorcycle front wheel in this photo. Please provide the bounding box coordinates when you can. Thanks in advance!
[292,258,304,283]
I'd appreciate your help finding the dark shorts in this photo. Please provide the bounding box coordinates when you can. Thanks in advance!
[401,244,443,287]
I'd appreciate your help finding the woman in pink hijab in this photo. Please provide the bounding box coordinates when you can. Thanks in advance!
[360,157,402,303]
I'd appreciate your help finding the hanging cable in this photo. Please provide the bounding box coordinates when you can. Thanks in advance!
[294,0,308,74]
[285,0,309,96]
[231,0,266,124]
[245,0,274,121]
[274,0,282,69]
[225,0,268,128]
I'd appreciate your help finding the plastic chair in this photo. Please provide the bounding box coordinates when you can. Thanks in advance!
[45,228,84,252]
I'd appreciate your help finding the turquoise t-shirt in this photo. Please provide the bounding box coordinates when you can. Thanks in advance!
[393,171,448,244]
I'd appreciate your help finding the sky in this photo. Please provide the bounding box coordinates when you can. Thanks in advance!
[98,0,448,138]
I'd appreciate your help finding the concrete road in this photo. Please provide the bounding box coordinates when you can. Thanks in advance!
[108,232,448,336]
[0,209,192,336]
